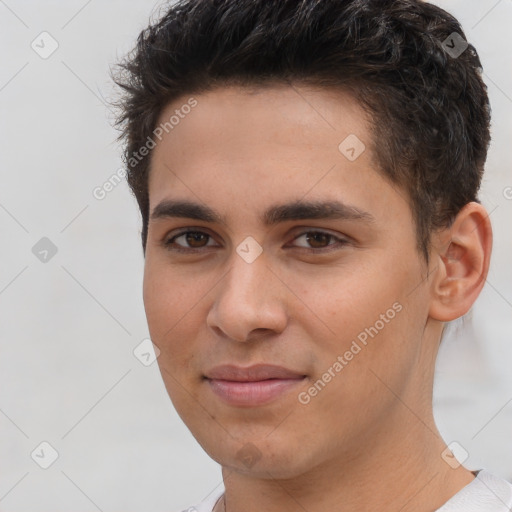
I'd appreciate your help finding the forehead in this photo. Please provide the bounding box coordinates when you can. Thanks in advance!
[147,84,410,231]
[153,84,368,160]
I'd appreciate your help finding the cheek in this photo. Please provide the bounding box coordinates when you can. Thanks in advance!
[288,261,404,344]
[143,266,205,417]
[330,269,426,393]
[293,282,422,433]
[291,256,422,374]
[142,260,202,365]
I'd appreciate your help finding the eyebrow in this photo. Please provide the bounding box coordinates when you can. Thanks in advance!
[150,199,375,226]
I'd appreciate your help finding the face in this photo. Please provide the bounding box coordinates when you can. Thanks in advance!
[143,85,437,479]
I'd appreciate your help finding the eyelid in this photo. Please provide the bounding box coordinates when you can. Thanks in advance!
[163,226,349,253]
[286,229,349,249]
[163,227,221,249]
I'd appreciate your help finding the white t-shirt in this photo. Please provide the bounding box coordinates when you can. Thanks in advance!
[181,470,512,512]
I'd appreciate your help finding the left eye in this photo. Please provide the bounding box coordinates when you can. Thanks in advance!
[290,231,347,250]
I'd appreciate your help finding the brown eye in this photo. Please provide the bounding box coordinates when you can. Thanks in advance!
[291,230,347,251]
[305,232,332,248]
[165,230,217,251]
[184,232,209,247]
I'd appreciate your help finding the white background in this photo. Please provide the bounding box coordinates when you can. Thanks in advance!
[0,1,511,511]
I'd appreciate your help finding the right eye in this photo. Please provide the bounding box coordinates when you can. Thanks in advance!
[164,230,220,252]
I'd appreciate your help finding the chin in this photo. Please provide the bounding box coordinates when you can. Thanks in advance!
[199,433,316,480]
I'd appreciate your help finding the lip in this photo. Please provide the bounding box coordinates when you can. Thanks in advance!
[204,364,306,407]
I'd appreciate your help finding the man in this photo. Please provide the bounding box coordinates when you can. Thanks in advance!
[113,0,512,510]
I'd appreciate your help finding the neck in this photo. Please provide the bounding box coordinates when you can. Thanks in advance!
[218,410,474,512]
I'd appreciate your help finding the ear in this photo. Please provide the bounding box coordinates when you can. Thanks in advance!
[428,202,493,322]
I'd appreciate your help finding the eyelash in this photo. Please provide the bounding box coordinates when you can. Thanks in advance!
[163,229,349,253]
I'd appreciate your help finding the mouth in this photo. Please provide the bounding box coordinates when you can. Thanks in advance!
[204,364,307,407]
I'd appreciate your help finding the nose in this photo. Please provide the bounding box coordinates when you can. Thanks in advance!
[206,247,288,342]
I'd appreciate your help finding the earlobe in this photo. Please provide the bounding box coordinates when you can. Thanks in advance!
[429,202,493,322]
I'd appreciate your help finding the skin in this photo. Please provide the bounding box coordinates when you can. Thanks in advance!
[143,85,492,512]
